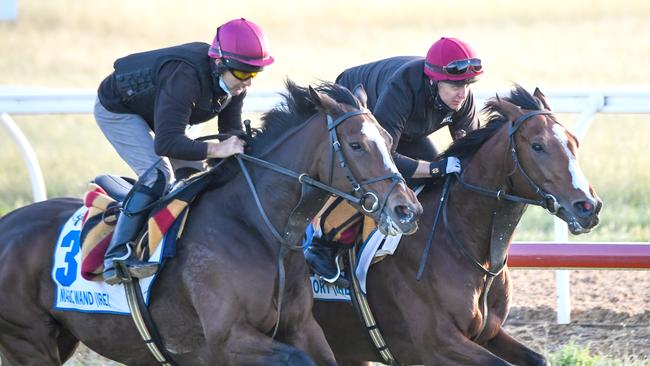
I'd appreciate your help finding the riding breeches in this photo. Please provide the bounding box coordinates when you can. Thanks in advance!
[94,98,204,185]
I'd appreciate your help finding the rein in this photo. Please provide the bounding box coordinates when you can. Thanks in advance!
[235,108,403,338]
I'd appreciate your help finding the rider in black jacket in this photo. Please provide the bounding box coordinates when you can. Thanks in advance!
[94,18,274,285]
[306,37,484,282]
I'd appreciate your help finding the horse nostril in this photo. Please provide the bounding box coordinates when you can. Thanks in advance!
[596,199,603,214]
[395,205,414,224]
[573,200,595,218]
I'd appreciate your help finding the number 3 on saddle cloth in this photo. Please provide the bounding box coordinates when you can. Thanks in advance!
[304,187,423,296]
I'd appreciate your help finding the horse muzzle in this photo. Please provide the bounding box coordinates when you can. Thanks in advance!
[558,198,602,235]
[376,202,420,236]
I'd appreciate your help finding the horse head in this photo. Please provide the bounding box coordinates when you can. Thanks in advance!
[486,86,602,234]
[307,83,422,235]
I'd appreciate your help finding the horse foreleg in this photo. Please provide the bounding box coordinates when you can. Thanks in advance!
[484,328,547,366]
[56,326,80,364]
[219,323,316,366]
[283,315,337,366]
[0,324,62,366]
[419,330,515,366]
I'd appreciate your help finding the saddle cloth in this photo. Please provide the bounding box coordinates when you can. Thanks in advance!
[53,170,225,313]
[52,205,164,314]
[307,186,424,299]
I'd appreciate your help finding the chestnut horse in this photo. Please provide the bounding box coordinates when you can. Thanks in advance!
[0,81,422,365]
[313,86,602,365]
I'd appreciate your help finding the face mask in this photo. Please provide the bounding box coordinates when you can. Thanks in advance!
[208,61,232,113]
[211,77,232,113]
[218,77,233,98]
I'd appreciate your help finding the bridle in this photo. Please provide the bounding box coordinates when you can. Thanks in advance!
[439,109,564,342]
[326,110,404,214]
[234,107,404,338]
[417,109,561,280]
[235,108,405,236]
[361,109,568,365]
[456,110,561,213]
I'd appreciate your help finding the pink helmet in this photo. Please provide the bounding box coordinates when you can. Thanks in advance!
[424,37,483,82]
[208,18,274,72]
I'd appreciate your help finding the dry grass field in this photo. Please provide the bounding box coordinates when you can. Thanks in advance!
[1,0,649,364]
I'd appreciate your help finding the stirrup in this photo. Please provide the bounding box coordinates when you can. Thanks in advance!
[317,273,350,289]
[104,245,159,285]
[104,261,132,285]
[319,252,342,282]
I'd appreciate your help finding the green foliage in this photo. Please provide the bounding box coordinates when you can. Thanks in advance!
[551,344,605,366]
[550,343,650,366]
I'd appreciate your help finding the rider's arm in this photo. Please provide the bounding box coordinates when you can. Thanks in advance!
[412,157,461,179]
[153,62,209,160]
[373,81,420,178]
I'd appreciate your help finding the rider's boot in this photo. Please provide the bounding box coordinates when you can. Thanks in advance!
[305,238,343,284]
[103,172,165,285]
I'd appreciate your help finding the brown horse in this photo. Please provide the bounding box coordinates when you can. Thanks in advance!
[0,81,422,365]
[312,86,602,365]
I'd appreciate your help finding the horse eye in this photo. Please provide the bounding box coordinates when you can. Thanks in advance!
[350,142,362,150]
[532,143,545,152]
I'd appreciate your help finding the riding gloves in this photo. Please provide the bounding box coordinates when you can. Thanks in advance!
[429,156,461,178]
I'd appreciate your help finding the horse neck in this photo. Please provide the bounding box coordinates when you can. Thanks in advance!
[207,114,330,245]
[446,124,525,260]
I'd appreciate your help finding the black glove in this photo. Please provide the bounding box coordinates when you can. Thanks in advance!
[429,157,461,178]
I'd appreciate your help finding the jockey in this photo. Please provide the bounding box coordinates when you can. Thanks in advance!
[94,18,274,285]
[306,37,483,282]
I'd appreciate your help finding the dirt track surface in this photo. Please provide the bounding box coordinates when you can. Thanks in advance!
[505,269,650,360]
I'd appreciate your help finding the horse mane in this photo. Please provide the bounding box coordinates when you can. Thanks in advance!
[248,79,361,156]
[204,79,361,187]
[440,84,545,160]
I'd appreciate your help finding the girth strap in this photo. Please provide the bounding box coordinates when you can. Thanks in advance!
[122,277,179,366]
[345,247,400,366]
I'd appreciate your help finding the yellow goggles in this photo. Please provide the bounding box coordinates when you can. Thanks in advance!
[230,69,259,81]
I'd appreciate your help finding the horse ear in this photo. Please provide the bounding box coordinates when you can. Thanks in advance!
[533,87,552,110]
[493,97,523,120]
[309,85,339,114]
[352,84,368,108]
[308,85,322,105]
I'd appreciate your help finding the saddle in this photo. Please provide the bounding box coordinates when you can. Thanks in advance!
[79,171,215,281]
[312,197,388,264]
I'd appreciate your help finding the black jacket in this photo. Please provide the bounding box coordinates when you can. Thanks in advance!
[98,42,244,160]
[336,56,479,177]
